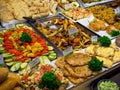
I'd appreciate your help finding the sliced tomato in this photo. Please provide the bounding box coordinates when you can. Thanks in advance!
[4,31,13,36]
[34,52,42,57]
[8,49,23,56]
[56,73,62,81]
[14,54,24,61]
[22,74,29,82]
[41,65,51,72]
[21,56,28,62]
[23,43,29,47]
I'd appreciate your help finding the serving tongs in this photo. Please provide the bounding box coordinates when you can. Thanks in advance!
[23,17,36,23]
[0,20,5,28]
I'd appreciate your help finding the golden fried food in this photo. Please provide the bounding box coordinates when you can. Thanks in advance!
[66,53,91,66]
[13,87,21,90]
[89,19,106,31]
[113,51,120,63]
[55,57,66,69]
[8,73,21,85]
[0,9,14,21]
[0,76,17,90]
[96,56,113,68]
[95,46,114,58]
[0,67,9,83]
[85,44,96,55]
[65,64,92,78]
[105,25,117,34]
[68,77,84,84]
[87,5,115,24]
[113,22,120,30]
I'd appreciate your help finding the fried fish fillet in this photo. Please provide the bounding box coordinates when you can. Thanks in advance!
[65,64,92,78]
[66,53,91,66]
[95,47,114,58]
[96,56,113,68]
[68,77,84,84]
[55,57,66,69]
[113,51,120,63]
[85,45,96,55]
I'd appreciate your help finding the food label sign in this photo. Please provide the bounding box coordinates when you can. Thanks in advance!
[68,27,78,35]
[29,57,40,69]
[62,0,66,3]
[115,7,120,14]
[63,46,73,58]
[65,3,72,10]
[0,55,5,66]
[5,23,15,29]
[91,36,98,45]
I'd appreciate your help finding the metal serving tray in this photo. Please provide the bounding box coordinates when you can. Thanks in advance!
[0,21,62,57]
[77,0,114,8]
[77,0,120,40]
[28,13,99,55]
[69,62,120,90]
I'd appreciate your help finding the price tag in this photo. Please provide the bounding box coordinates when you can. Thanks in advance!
[5,23,15,29]
[65,3,72,10]
[0,55,5,66]
[63,46,73,57]
[68,28,78,35]
[62,0,66,3]
[29,57,40,69]
[115,7,120,14]
[91,36,98,45]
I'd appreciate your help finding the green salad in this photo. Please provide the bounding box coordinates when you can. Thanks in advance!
[98,80,119,90]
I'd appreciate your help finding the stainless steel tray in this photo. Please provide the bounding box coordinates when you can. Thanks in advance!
[28,13,99,54]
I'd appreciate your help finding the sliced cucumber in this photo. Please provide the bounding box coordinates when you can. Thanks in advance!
[0,46,4,50]
[48,51,55,54]
[48,46,54,50]
[48,54,57,60]
[20,63,28,69]
[6,62,15,66]
[2,53,14,59]
[40,56,50,64]
[10,62,21,72]
[0,50,7,53]
[4,58,13,63]
[0,38,4,44]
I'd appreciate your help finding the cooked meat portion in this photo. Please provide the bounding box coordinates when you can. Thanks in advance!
[65,64,92,78]
[73,65,92,77]
[68,77,84,84]
[66,53,91,66]
[55,57,66,69]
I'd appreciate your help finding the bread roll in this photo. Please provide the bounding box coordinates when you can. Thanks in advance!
[0,67,9,83]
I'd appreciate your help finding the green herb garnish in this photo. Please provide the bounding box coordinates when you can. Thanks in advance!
[38,72,61,90]
[110,30,120,37]
[88,57,103,71]
[20,32,32,43]
[98,36,111,47]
